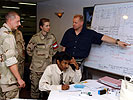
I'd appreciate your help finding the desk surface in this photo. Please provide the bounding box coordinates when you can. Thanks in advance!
[48,80,119,100]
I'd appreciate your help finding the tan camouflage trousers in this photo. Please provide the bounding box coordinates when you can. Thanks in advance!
[0,87,4,100]
[30,71,43,99]
[0,84,19,100]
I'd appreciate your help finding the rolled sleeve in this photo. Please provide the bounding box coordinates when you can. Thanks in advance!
[5,57,18,67]
[72,69,82,83]
[3,34,18,67]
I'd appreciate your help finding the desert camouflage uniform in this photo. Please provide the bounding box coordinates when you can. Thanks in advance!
[0,23,19,99]
[13,30,25,78]
[26,31,58,98]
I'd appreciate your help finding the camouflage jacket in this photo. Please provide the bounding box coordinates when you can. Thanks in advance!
[13,30,25,78]
[26,31,58,72]
[13,29,25,63]
[0,23,18,85]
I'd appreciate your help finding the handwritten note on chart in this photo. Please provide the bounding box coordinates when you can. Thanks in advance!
[84,2,133,76]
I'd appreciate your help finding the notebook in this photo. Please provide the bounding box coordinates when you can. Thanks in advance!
[98,76,121,89]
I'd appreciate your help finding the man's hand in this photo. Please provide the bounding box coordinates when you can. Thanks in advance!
[117,41,131,48]
[70,57,79,70]
[17,79,26,88]
[62,84,69,90]
[102,35,131,48]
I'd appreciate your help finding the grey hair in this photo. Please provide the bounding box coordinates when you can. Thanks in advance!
[5,11,19,21]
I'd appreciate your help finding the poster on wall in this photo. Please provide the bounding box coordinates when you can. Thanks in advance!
[83,7,94,29]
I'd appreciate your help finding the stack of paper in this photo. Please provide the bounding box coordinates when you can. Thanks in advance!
[98,76,121,89]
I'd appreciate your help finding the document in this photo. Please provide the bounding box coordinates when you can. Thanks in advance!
[59,84,82,92]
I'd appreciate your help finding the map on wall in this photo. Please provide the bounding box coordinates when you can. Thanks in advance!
[84,2,133,76]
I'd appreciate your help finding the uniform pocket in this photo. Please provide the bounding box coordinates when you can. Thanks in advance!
[5,88,19,99]
[36,44,46,56]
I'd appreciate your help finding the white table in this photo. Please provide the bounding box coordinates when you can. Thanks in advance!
[48,80,120,100]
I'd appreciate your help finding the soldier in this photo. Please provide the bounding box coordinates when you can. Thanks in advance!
[13,29,25,78]
[0,11,25,99]
[26,18,59,98]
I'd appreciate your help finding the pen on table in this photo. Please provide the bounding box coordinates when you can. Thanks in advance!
[80,92,92,96]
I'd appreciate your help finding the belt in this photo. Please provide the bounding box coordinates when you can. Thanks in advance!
[75,58,84,63]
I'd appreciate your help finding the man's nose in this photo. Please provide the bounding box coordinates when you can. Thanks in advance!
[66,64,69,68]
[19,22,21,26]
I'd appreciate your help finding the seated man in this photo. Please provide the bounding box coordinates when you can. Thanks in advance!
[39,51,81,91]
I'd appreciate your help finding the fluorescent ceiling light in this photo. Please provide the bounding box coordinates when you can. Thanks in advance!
[18,2,36,6]
[21,14,26,16]
[2,6,20,9]
[21,21,24,23]
[21,17,24,19]
[29,16,36,18]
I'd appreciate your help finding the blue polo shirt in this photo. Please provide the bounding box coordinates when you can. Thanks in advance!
[60,27,104,59]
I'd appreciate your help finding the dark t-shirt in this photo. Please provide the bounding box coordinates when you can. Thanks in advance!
[60,27,104,59]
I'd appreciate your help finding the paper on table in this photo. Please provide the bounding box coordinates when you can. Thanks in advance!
[82,80,107,91]
[59,84,83,92]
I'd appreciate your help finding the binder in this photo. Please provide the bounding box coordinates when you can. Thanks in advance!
[98,76,121,89]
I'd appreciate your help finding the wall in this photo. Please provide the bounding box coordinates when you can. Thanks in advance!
[37,0,133,42]
[37,0,133,79]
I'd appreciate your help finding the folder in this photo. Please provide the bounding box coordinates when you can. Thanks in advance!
[98,76,121,89]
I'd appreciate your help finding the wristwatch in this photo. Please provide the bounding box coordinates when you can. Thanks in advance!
[116,39,120,44]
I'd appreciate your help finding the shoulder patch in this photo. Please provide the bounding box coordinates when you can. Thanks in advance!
[32,33,39,37]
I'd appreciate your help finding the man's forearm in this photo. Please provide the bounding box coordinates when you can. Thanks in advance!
[9,64,25,88]
[101,35,130,47]
[9,64,21,81]
[101,35,116,44]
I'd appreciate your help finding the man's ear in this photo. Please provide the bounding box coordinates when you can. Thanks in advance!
[57,60,60,65]
[81,21,84,26]
[8,18,12,23]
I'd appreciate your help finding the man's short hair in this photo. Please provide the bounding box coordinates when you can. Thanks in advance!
[73,15,84,21]
[52,51,72,63]
[39,18,50,30]
[5,11,19,21]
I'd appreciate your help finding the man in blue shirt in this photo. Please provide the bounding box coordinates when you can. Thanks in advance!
[60,14,130,80]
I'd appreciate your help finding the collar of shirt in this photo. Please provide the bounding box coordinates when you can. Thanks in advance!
[72,27,87,36]
[40,31,48,40]
[3,23,12,33]
[55,64,72,75]
[55,64,63,75]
